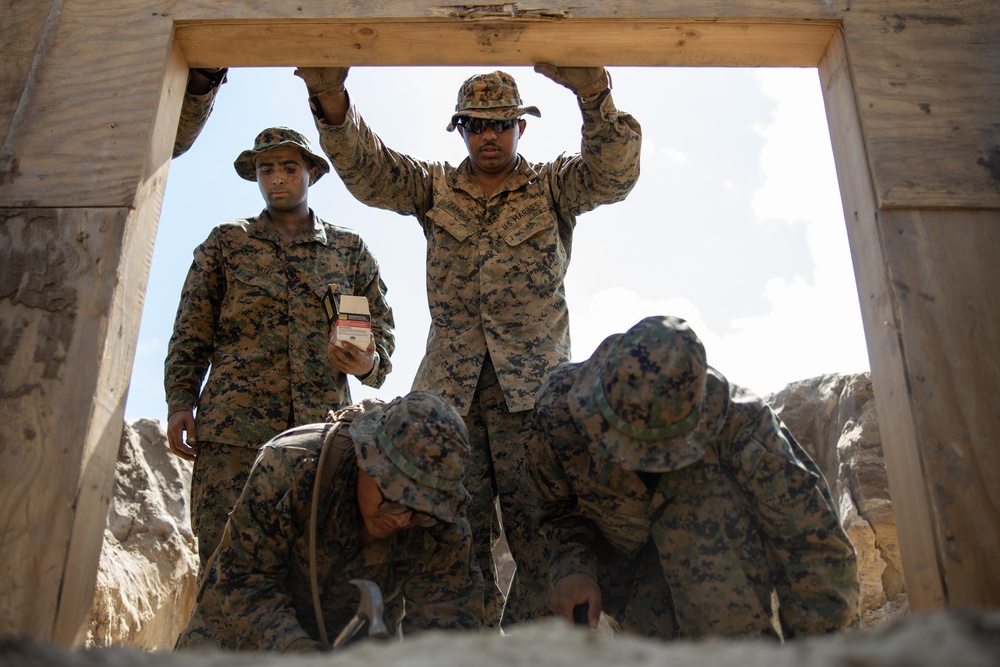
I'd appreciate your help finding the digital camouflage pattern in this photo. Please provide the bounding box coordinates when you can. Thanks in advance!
[165,209,395,565]
[445,70,541,131]
[528,362,861,639]
[314,87,639,416]
[569,316,714,472]
[312,76,640,626]
[176,411,484,652]
[164,210,395,449]
[233,126,331,182]
[173,88,221,158]
[352,392,471,523]
[462,355,549,624]
[189,442,260,568]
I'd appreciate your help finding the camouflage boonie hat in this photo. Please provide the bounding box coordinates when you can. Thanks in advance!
[446,70,541,132]
[350,391,471,523]
[234,126,331,182]
[568,316,726,472]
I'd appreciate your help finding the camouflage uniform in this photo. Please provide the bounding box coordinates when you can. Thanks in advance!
[527,316,860,639]
[176,393,484,652]
[173,68,226,158]
[164,127,395,566]
[310,69,641,626]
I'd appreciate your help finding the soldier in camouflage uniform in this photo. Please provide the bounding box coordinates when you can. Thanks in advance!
[527,316,860,639]
[289,64,642,627]
[173,68,227,158]
[164,127,395,569]
[176,391,484,652]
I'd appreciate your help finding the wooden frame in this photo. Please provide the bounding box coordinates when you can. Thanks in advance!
[2,1,998,645]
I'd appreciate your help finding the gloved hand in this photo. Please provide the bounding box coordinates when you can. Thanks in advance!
[294,67,350,96]
[534,64,610,100]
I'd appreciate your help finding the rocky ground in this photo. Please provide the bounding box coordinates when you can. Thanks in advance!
[3,612,999,667]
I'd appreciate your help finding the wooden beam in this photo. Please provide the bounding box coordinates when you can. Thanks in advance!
[0,41,183,645]
[879,207,1000,607]
[821,29,1000,610]
[819,30,946,610]
[173,20,839,68]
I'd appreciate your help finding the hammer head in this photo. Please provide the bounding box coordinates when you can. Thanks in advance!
[349,578,389,639]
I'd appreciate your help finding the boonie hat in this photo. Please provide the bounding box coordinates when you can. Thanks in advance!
[234,126,331,182]
[350,391,471,523]
[446,70,541,132]
[568,316,728,472]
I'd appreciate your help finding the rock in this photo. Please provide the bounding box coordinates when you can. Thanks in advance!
[86,420,198,649]
[766,372,906,627]
[3,612,999,667]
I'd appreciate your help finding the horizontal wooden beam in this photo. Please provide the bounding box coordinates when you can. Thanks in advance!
[174,19,839,68]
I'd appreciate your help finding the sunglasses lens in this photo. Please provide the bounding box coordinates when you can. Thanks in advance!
[411,514,438,528]
[379,500,409,515]
[462,118,516,134]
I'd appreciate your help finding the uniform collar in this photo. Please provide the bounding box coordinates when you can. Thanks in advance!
[249,208,329,245]
[449,154,538,198]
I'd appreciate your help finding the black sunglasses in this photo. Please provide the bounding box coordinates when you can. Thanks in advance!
[458,117,519,134]
[376,486,438,528]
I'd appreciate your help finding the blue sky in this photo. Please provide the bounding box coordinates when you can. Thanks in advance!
[124,65,869,423]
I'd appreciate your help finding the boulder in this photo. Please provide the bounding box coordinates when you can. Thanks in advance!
[86,419,198,649]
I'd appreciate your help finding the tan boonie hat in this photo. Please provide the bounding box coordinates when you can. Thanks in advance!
[568,316,728,472]
[350,391,471,523]
[446,70,541,132]
[234,126,331,182]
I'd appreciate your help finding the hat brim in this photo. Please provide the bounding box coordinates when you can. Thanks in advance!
[233,142,332,182]
[567,338,728,472]
[446,105,541,132]
[350,411,468,524]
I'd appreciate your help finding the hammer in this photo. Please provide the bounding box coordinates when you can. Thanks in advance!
[332,579,390,649]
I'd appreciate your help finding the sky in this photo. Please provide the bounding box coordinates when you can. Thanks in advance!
[123,65,870,424]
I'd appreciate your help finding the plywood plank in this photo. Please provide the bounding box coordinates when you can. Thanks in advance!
[0,3,178,209]
[0,206,129,640]
[0,1,56,150]
[173,20,838,68]
[879,207,1000,608]
[818,31,946,610]
[845,12,1000,209]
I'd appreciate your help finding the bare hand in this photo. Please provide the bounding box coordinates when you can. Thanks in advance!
[167,410,197,462]
[550,573,602,629]
[327,331,376,377]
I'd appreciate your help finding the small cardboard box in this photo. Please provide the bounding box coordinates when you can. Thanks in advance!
[333,294,371,350]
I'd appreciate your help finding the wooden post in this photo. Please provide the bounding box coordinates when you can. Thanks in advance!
[1,0,998,646]
[0,1,186,640]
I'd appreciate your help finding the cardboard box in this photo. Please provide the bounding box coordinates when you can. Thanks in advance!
[333,294,371,350]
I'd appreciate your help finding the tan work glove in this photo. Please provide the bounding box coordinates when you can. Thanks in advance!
[534,64,610,101]
[294,67,350,96]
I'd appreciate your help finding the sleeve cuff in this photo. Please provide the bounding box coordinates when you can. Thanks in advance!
[356,350,380,385]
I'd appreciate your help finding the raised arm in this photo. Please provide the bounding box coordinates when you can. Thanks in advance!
[534,64,643,215]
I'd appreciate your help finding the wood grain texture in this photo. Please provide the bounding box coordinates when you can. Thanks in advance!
[819,30,947,611]
[0,2,177,208]
[0,1,56,150]
[844,9,1000,208]
[173,20,838,68]
[879,207,1000,608]
[0,206,130,641]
